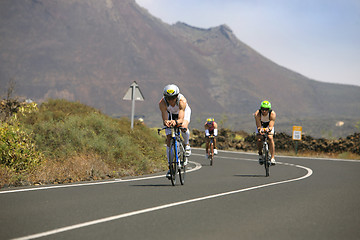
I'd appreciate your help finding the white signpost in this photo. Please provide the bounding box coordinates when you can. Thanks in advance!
[123,81,144,129]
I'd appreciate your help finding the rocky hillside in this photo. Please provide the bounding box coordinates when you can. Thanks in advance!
[1,0,359,137]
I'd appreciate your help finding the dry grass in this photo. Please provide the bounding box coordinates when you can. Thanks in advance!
[29,154,116,185]
[1,149,168,188]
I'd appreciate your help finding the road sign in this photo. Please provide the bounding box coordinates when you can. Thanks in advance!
[123,82,144,101]
[292,126,302,140]
[123,81,144,129]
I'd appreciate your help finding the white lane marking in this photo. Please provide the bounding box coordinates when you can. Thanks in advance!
[0,161,202,194]
[12,162,313,240]
[209,148,360,162]
[192,153,255,161]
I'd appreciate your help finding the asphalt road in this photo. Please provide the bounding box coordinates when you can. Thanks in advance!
[1,148,359,240]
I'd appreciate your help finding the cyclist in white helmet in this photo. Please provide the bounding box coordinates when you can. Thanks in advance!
[159,84,192,178]
[254,100,276,165]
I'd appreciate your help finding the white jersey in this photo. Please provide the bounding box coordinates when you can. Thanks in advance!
[164,94,191,122]
[165,94,184,114]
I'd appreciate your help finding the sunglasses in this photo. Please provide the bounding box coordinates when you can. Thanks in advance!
[261,108,269,111]
[166,95,178,100]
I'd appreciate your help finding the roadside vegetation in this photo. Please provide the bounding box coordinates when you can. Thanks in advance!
[0,99,167,188]
[1,96,358,189]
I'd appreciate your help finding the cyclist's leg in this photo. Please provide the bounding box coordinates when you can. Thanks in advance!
[268,134,276,164]
[256,134,263,154]
[205,137,210,157]
[181,106,191,156]
[256,134,264,164]
[166,134,173,178]
[181,124,190,143]
[213,137,218,154]
[166,134,173,158]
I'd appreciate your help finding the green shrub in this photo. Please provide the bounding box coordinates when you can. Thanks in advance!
[22,99,166,175]
[1,99,167,187]
[0,122,43,172]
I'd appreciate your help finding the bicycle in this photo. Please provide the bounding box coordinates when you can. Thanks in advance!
[260,128,271,177]
[207,135,215,166]
[158,126,186,186]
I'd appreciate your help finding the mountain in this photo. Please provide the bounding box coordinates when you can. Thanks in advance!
[1,0,359,137]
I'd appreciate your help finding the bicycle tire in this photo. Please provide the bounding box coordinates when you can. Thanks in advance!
[178,141,186,185]
[263,142,270,177]
[169,140,177,186]
[209,139,214,166]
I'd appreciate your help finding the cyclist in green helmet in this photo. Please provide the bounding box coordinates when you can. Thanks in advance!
[254,100,276,165]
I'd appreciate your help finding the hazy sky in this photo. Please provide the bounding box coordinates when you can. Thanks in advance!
[136,0,360,86]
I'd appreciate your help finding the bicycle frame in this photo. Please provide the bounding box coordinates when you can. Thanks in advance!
[208,135,215,166]
[261,130,271,177]
[158,126,186,185]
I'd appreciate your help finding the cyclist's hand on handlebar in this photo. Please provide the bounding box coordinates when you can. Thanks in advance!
[259,128,269,134]
[163,120,171,127]
[164,120,176,127]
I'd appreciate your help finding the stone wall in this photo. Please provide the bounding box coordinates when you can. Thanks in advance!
[190,129,360,155]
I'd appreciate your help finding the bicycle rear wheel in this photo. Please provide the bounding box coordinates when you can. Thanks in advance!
[263,142,270,177]
[178,141,186,185]
[169,141,178,186]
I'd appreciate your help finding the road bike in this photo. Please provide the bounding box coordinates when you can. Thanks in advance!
[158,126,186,186]
[208,135,215,166]
[260,129,271,177]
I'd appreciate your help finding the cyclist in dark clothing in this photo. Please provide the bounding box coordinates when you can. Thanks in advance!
[204,118,218,159]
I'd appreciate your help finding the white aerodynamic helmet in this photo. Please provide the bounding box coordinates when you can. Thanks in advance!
[163,84,180,98]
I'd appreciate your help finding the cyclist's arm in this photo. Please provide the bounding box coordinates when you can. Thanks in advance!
[176,97,186,126]
[268,111,276,132]
[205,124,209,136]
[213,122,218,136]
[254,110,262,132]
[159,99,175,127]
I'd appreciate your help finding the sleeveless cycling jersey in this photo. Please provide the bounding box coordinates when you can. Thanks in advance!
[164,94,191,121]
[207,122,215,133]
[165,94,183,114]
[260,110,272,128]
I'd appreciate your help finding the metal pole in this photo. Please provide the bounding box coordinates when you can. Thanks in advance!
[131,85,135,129]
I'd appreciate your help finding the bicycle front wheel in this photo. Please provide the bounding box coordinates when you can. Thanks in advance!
[169,141,178,186]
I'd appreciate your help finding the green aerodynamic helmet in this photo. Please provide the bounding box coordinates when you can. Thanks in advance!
[260,100,271,110]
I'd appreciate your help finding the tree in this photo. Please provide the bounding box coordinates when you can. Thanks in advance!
[1,79,21,122]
